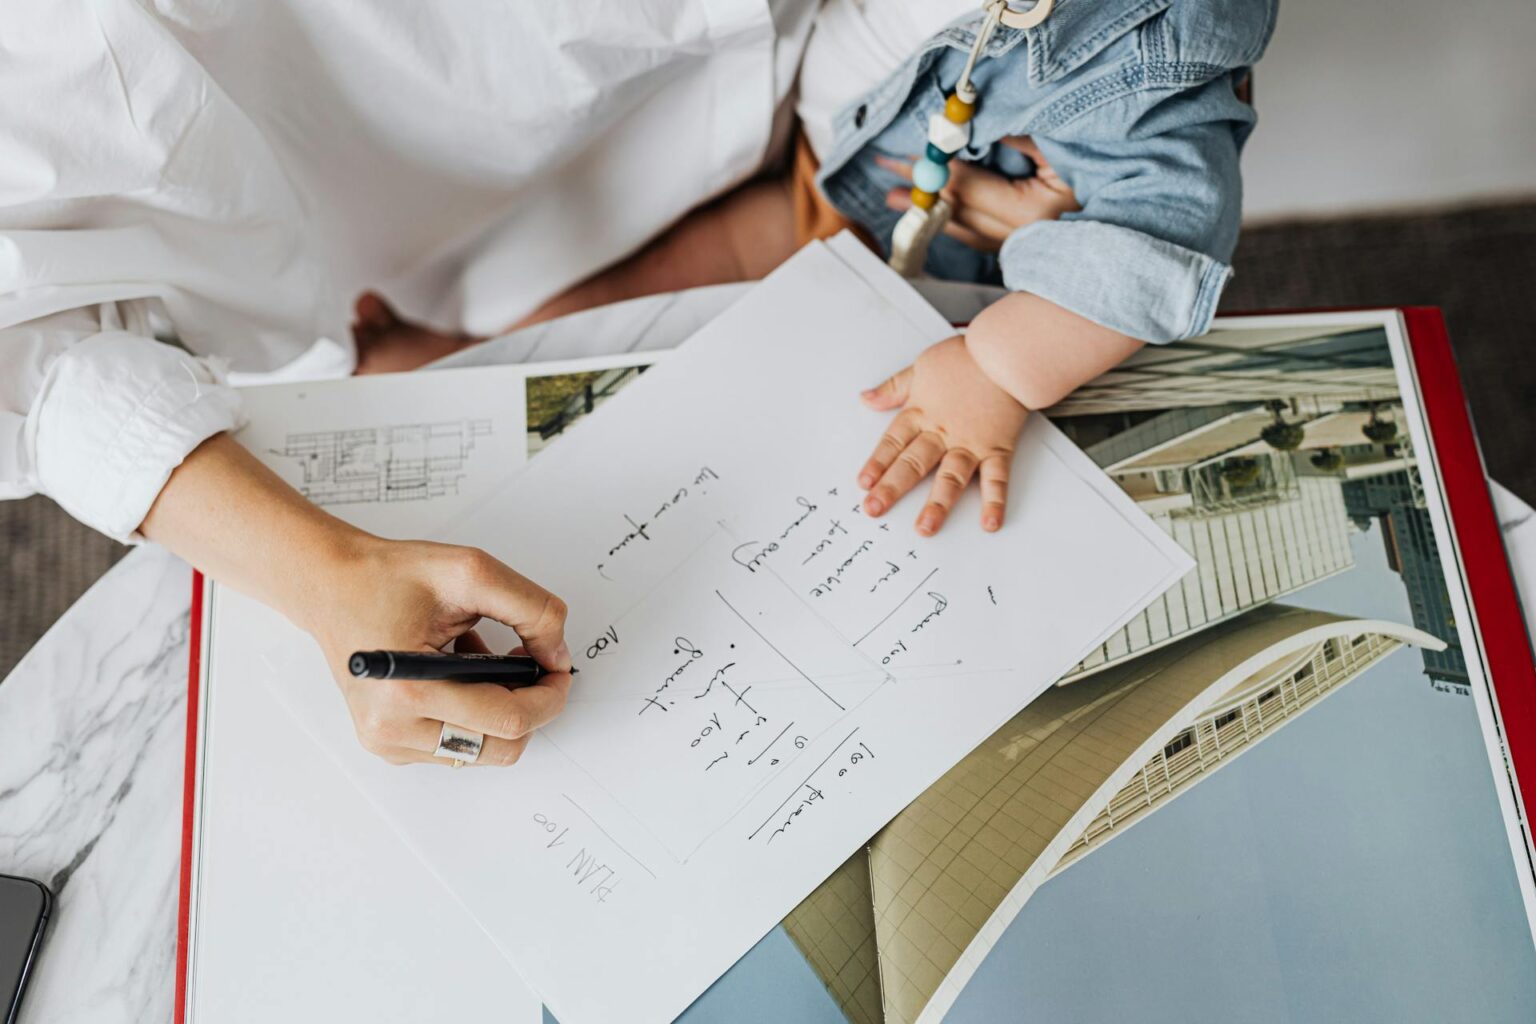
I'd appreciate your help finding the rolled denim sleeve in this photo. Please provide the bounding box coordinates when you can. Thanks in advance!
[999,84,1247,343]
[2,310,245,542]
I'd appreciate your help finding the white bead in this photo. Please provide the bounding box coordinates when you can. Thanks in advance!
[927,113,970,155]
[888,199,952,278]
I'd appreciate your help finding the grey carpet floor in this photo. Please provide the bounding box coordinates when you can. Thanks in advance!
[3,200,1534,679]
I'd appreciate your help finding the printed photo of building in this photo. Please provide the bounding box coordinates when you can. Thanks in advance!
[773,321,1522,1022]
[783,606,1441,1023]
[526,363,648,455]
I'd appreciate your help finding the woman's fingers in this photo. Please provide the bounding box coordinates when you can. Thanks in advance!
[916,449,980,536]
[880,148,1078,254]
[394,718,534,767]
[998,134,1045,163]
[943,161,1022,220]
[858,407,922,490]
[446,550,572,673]
[373,734,532,768]
[942,219,1002,253]
[453,629,492,654]
[353,673,570,766]
[865,431,946,517]
[890,181,1007,251]
[998,136,1075,194]
[943,189,1018,246]
[978,454,1011,532]
[874,154,915,183]
[414,675,573,742]
[1017,175,1081,218]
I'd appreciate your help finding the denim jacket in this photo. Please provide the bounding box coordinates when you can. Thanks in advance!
[816,0,1278,343]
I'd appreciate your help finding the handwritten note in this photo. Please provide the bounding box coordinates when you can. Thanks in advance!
[260,236,1193,1024]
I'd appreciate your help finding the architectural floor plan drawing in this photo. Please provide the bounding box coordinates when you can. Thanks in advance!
[271,419,493,506]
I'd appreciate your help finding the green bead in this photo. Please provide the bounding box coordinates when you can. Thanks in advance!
[925,142,951,164]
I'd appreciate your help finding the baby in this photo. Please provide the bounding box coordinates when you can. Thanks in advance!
[360,0,1274,538]
[796,0,1273,537]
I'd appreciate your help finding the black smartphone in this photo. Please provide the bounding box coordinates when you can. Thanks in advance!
[0,875,50,1024]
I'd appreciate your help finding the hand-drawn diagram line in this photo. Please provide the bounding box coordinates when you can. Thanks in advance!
[747,727,860,841]
[561,665,1007,706]
[715,508,916,686]
[727,500,957,683]
[587,523,726,638]
[560,793,658,880]
[535,730,679,869]
[852,567,939,646]
[714,590,846,711]
[561,663,912,703]
[680,673,897,863]
[747,720,795,766]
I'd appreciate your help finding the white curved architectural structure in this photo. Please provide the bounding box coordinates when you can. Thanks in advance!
[783,605,1444,1024]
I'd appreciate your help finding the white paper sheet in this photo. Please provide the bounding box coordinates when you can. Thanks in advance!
[261,237,1194,1023]
[235,353,658,539]
[190,586,544,1024]
[190,354,657,1022]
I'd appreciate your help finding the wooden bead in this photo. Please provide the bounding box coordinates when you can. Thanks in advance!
[944,93,975,124]
[910,187,937,210]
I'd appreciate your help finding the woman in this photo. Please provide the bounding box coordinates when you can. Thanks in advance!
[0,0,815,764]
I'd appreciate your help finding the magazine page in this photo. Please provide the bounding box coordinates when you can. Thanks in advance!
[776,313,1536,1024]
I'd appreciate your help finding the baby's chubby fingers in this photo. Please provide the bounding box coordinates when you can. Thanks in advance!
[916,449,980,536]
[858,406,921,492]
[978,455,1011,532]
[865,431,946,518]
[858,365,917,495]
[860,365,913,412]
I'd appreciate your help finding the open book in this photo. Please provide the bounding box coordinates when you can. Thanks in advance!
[778,309,1536,1023]
[179,240,1536,1023]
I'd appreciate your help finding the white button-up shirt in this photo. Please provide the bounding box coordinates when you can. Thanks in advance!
[1,0,813,540]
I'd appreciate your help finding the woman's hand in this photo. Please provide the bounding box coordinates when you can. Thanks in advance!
[857,336,1029,536]
[306,535,573,766]
[877,136,1079,252]
[140,433,573,767]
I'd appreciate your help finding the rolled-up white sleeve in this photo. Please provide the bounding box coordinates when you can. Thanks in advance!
[1,309,245,542]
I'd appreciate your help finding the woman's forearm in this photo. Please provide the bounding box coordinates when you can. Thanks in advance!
[964,292,1144,412]
[138,432,363,627]
[139,432,575,767]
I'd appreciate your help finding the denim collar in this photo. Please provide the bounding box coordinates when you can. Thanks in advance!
[816,12,1028,184]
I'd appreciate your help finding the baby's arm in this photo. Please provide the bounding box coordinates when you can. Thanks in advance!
[965,293,1142,412]
[853,296,1139,537]
[859,79,1250,534]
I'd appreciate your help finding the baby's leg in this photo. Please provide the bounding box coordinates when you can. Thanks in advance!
[511,176,797,329]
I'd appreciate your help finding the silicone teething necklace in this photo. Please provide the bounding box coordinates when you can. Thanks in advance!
[888,0,1053,276]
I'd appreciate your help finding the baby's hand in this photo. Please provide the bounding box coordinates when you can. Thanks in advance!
[857,336,1028,535]
[877,136,1079,252]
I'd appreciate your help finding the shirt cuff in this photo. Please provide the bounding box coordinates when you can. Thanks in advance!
[998,219,1233,343]
[30,331,246,543]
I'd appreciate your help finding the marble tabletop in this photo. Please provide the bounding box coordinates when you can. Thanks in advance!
[2,283,1533,1024]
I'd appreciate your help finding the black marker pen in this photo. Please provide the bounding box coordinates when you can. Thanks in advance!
[348,650,572,686]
